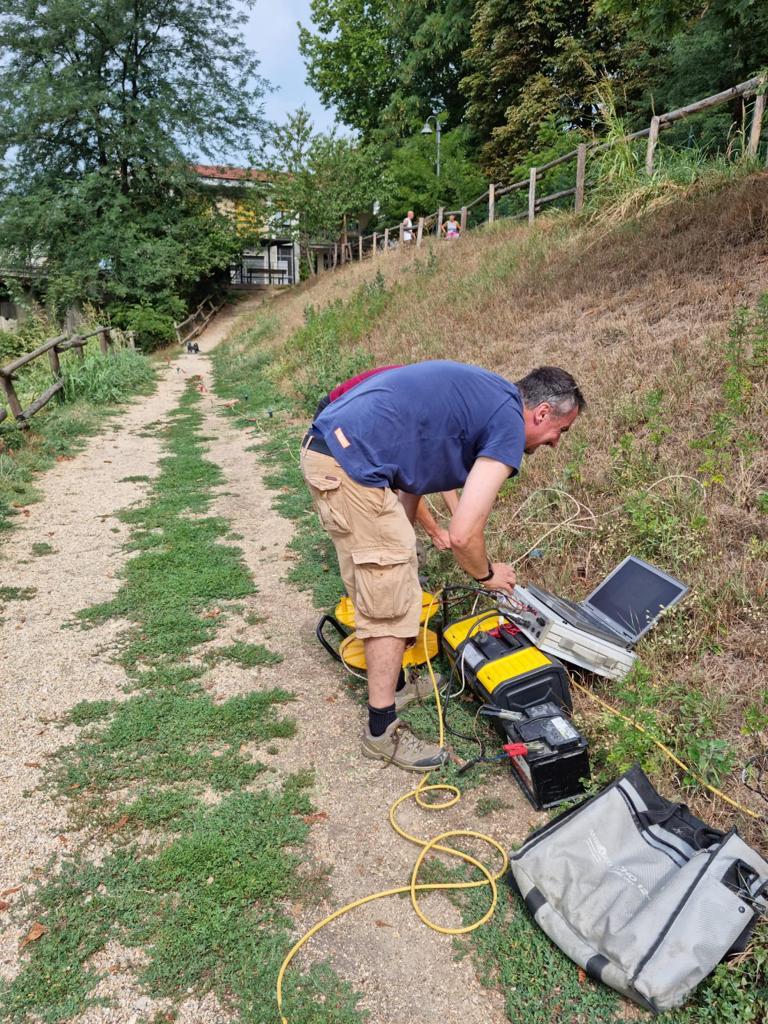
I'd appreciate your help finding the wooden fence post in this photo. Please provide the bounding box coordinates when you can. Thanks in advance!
[460,206,467,233]
[437,206,444,237]
[358,235,363,261]
[0,375,23,420]
[98,328,111,354]
[416,217,424,246]
[399,223,404,245]
[47,344,61,377]
[646,116,660,175]
[575,144,587,212]
[488,183,495,224]
[372,232,378,257]
[333,243,338,267]
[384,228,390,251]
[748,92,765,158]
[528,167,537,224]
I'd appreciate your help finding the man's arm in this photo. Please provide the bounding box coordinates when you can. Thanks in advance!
[448,458,517,592]
[415,498,451,550]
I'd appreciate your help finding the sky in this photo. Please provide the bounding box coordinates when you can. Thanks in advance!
[244,0,338,134]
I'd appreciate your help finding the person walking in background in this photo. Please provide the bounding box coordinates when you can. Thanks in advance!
[402,210,415,244]
[441,213,461,240]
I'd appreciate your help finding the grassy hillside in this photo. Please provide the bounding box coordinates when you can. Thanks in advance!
[213,167,767,1021]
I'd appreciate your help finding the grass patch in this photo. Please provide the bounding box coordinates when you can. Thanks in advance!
[31,541,54,556]
[0,585,37,601]
[212,640,283,668]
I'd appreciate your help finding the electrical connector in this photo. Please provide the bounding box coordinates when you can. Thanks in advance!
[503,742,529,758]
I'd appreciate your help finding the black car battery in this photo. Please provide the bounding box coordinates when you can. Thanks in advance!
[494,702,590,810]
[442,610,572,713]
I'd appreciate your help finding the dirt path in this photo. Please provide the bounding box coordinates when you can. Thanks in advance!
[0,294,540,1024]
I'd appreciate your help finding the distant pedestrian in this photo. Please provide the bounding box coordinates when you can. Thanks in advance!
[441,213,461,240]
[402,210,415,244]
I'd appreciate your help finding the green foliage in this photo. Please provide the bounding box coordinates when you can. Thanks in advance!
[31,542,54,556]
[377,125,487,224]
[299,0,473,141]
[62,350,156,404]
[269,108,382,274]
[462,1,636,178]
[109,305,177,352]
[691,294,768,486]
[0,0,266,320]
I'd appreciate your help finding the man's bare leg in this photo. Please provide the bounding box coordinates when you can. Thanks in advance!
[365,635,406,709]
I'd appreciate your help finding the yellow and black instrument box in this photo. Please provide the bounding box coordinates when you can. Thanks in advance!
[442,610,572,713]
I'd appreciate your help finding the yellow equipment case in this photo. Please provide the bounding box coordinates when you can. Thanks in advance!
[442,608,573,713]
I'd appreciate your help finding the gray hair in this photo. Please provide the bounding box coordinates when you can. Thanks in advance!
[514,366,586,416]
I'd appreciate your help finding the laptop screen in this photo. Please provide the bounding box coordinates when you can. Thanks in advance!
[585,556,688,641]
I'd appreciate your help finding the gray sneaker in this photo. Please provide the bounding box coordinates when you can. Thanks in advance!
[394,671,442,712]
[362,719,447,773]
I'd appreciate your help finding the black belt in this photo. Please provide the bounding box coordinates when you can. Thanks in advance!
[302,431,333,458]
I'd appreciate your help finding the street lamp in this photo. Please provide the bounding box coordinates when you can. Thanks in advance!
[420,114,442,178]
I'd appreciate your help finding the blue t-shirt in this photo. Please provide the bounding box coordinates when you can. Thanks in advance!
[312,361,524,493]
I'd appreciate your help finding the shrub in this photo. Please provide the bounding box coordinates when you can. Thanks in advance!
[110,304,177,351]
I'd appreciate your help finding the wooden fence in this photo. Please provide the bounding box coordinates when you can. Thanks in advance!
[174,295,225,346]
[322,73,765,270]
[0,325,131,429]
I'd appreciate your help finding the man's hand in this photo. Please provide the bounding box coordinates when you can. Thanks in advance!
[482,563,516,593]
[429,527,452,551]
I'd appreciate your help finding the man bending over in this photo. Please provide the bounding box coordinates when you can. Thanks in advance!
[301,362,585,772]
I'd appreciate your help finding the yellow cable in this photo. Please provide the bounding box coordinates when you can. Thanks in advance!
[276,590,508,1024]
[570,678,762,821]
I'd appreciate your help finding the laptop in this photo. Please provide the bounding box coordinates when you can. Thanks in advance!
[508,557,689,680]
[527,557,688,648]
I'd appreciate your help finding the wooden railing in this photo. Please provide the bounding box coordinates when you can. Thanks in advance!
[0,325,131,429]
[322,73,765,269]
[174,295,225,346]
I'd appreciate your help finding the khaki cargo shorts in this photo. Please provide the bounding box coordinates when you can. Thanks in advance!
[300,444,421,640]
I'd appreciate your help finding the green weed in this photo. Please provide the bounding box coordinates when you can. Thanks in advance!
[212,641,283,668]
[31,541,54,556]
[0,585,37,600]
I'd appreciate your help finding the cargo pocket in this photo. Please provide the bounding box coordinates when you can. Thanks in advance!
[304,471,350,536]
[351,547,416,620]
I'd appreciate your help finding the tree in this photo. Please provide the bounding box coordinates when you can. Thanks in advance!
[0,0,268,338]
[462,0,637,178]
[269,109,381,275]
[377,126,487,224]
[298,0,474,142]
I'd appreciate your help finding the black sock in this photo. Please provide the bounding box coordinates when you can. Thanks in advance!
[368,703,397,737]
[394,668,406,692]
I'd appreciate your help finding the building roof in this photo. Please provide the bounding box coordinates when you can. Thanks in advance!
[192,164,271,183]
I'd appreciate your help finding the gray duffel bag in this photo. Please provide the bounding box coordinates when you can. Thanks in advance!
[508,765,768,1013]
